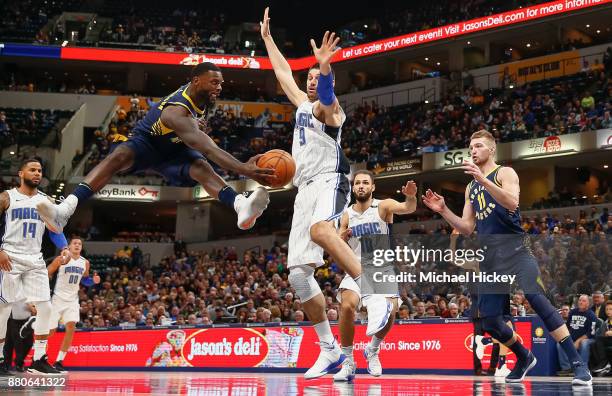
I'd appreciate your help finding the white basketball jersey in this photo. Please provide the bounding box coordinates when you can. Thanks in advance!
[292,100,350,186]
[347,199,390,262]
[53,256,86,301]
[1,188,48,255]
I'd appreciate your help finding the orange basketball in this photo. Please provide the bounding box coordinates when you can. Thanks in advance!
[256,149,296,188]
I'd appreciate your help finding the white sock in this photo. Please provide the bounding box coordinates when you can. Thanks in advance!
[0,342,4,360]
[341,346,354,361]
[370,335,383,349]
[314,320,335,345]
[33,339,48,361]
[57,350,66,362]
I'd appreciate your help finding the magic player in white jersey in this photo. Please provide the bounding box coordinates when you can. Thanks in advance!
[0,158,69,375]
[47,236,97,373]
[261,8,392,379]
[334,170,417,381]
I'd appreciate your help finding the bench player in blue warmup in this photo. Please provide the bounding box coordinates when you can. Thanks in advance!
[37,62,273,233]
[423,130,592,386]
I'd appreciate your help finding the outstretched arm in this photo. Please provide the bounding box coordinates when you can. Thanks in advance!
[47,255,65,278]
[160,105,273,184]
[379,181,417,219]
[310,31,343,127]
[260,7,308,107]
[422,187,476,235]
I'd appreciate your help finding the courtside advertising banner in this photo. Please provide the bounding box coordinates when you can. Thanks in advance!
[44,321,532,372]
[513,134,582,159]
[497,50,581,85]
[596,128,612,148]
[94,184,161,201]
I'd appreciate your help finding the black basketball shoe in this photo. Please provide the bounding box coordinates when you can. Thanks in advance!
[54,360,68,373]
[28,355,61,375]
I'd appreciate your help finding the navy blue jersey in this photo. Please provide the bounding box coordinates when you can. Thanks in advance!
[468,165,523,235]
[107,84,207,187]
[130,84,205,145]
[567,308,598,340]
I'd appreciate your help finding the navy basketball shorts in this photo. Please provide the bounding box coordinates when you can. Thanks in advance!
[111,131,205,187]
[477,242,544,318]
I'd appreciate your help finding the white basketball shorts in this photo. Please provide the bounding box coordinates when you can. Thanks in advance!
[288,173,350,268]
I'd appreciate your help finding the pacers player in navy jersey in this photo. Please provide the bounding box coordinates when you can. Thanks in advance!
[37,62,274,234]
[423,130,592,386]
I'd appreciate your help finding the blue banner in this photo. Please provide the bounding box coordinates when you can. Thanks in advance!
[0,43,61,59]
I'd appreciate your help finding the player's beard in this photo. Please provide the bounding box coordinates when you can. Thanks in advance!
[355,191,372,202]
[22,178,39,189]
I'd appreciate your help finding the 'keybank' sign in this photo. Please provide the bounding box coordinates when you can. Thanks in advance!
[95,184,161,201]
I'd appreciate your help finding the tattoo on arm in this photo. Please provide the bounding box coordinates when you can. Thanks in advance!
[0,191,9,215]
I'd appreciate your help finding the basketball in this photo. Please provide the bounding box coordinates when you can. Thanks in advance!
[256,149,296,188]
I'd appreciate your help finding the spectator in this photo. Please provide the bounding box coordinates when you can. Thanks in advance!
[591,291,607,321]
[448,303,460,319]
[425,306,439,317]
[557,295,598,376]
[294,310,305,322]
[580,91,595,110]
[413,301,426,319]
[560,305,571,321]
[588,300,612,375]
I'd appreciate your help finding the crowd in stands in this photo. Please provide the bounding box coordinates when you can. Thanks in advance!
[82,104,147,175]
[0,177,20,192]
[0,0,81,43]
[98,5,231,54]
[532,188,612,210]
[67,220,175,244]
[73,203,610,330]
[111,231,175,243]
[338,1,528,46]
[342,67,611,167]
[0,108,73,148]
[73,60,611,187]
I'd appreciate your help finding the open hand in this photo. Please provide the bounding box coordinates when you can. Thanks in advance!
[59,248,71,265]
[0,250,12,271]
[310,31,341,67]
[461,160,486,184]
[245,154,277,186]
[422,189,446,213]
[260,7,272,40]
[401,180,417,197]
[339,227,352,242]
